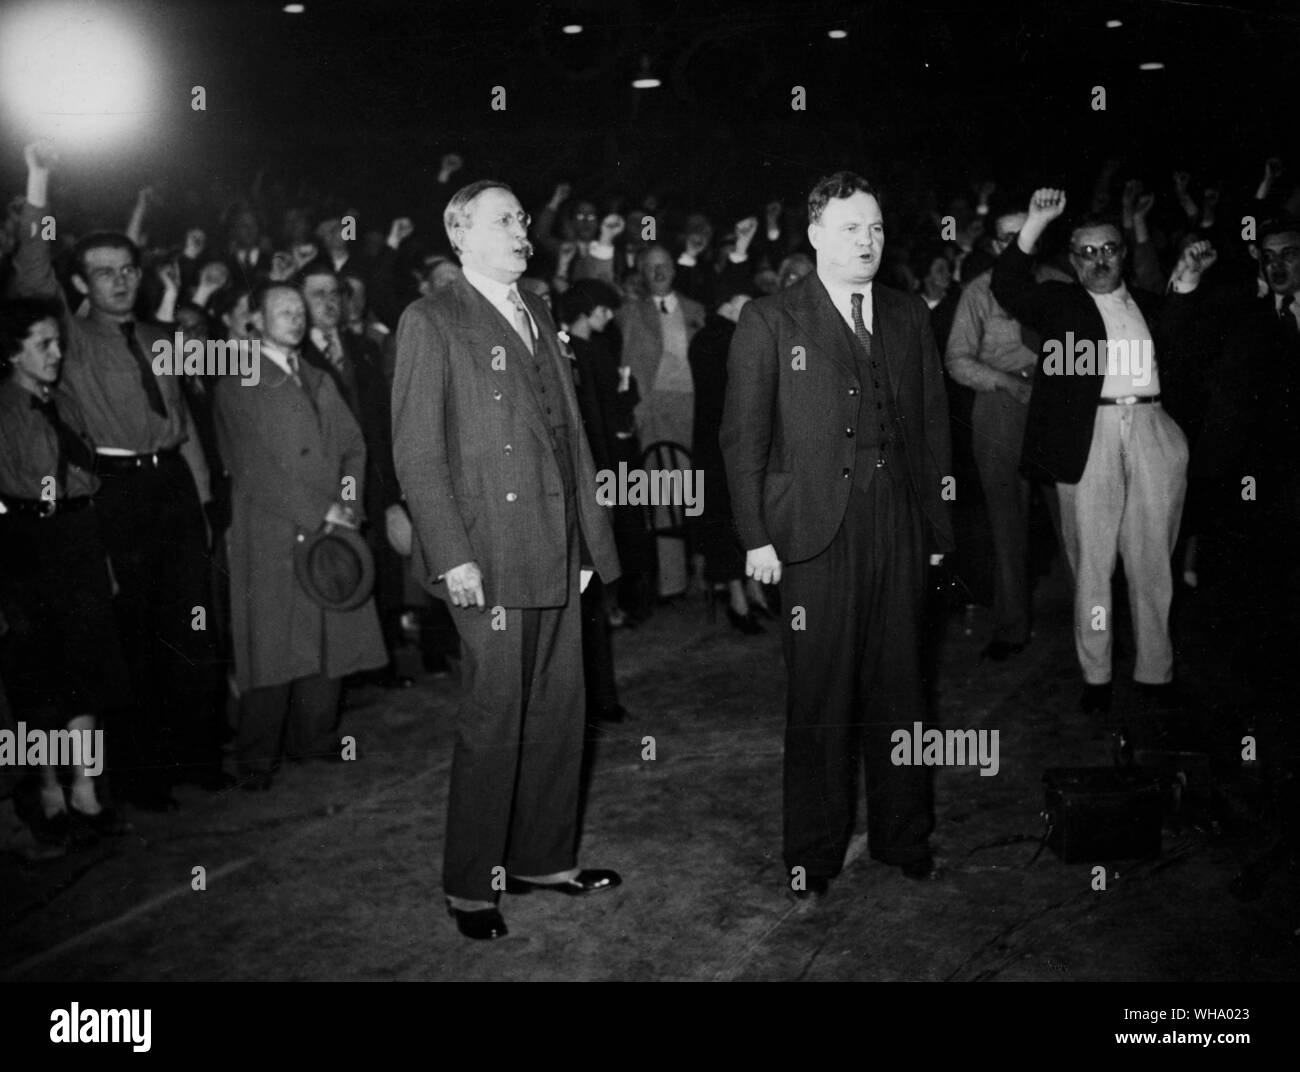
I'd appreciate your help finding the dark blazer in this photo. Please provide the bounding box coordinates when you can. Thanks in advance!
[391,274,621,608]
[1195,295,1300,486]
[992,243,1199,485]
[720,272,954,565]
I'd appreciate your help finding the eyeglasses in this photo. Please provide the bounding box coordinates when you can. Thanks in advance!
[1261,247,1300,267]
[488,211,531,230]
[88,265,142,283]
[574,212,598,221]
[1070,242,1124,263]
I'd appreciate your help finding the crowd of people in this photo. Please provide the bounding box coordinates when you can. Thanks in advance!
[1,136,1297,872]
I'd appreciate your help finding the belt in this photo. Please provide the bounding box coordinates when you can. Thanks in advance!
[0,495,93,519]
[1098,395,1160,406]
[94,447,182,474]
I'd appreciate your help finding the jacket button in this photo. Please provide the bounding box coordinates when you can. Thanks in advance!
[842,468,851,478]
[504,444,513,454]
[506,492,517,502]
[492,390,502,401]
[845,428,855,437]
[849,387,860,396]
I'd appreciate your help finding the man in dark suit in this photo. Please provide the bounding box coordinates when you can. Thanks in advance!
[992,188,1216,717]
[392,180,623,941]
[1195,218,1300,751]
[721,171,954,895]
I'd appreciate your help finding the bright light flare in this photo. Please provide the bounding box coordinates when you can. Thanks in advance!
[0,1,156,148]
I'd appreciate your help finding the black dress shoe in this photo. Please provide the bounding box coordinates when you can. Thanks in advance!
[981,640,1026,661]
[1080,682,1113,714]
[792,875,830,899]
[70,806,133,837]
[725,606,764,635]
[1136,681,1184,712]
[448,905,507,940]
[900,855,941,881]
[505,869,622,896]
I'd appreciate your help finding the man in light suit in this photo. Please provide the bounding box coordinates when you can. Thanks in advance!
[722,172,954,896]
[615,245,706,597]
[392,180,622,941]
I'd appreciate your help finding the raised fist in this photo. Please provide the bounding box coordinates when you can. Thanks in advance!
[388,217,414,246]
[1027,188,1067,225]
[441,153,464,175]
[184,228,207,259]
[23,140,57,172]
[599,214,625,242]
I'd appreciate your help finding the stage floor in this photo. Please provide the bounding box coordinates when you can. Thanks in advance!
[3,558,1295,982]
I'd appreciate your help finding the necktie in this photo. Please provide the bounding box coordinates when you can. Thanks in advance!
[849,292,872,359]
[1281,294,1299,344]
[285,350,302,383]
[31,394,96,491]
[507,289,535,355]
[119,321,168,418]
[658,298,669,315]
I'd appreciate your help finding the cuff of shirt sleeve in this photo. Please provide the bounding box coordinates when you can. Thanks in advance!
[677,253,698,267]
[588,242,615,260]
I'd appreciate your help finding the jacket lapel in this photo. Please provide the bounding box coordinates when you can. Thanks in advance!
[873,285,906,401]
[450,276,553,450]
[789,273,858,384]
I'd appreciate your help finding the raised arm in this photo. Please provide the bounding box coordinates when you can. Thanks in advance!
[991,187,1067,331]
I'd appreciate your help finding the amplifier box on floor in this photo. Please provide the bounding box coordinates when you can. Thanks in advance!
[1042,767,1163,863]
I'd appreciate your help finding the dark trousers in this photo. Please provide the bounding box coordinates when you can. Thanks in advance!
[971,391,1031,645]
[94,455,219,795]
[238,674,342,774]
[581,577,618,714]
[778,458,933,878]
[443,529,585,901]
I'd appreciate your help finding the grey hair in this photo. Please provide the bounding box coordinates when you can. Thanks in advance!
[444,180,515,256]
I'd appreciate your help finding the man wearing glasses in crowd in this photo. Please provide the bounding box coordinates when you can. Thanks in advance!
[992,188,1216,724]
[11,142,222,810]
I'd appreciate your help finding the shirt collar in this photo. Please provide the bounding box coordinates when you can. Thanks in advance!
[259,340,298,375]
[462,265,522,307]
[817,271,872,313]
[1090,282,1131,305]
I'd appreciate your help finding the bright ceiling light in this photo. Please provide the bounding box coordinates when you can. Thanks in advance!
[1106,19,1122,28]
[828,29,848,40]
[562,24,583,35]
[283,4,305,12]
[1138,61,1165,70]
[0,1,156,147]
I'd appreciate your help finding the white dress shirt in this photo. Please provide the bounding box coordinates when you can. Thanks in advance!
[1089,283,1160,398]
[462,265,538,342]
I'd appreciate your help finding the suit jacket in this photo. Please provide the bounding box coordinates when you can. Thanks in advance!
[392,274,620,608]
[615,292,706,405]
[720,272,954,565]
[1194,295,1300,488]
[992,243,1200,485]
[214,356,386,691]
[303,331,400,518]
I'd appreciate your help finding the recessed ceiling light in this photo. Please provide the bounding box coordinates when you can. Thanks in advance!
[1106,19,1123,28]
[828,29,848,40]
[283,3,305,12]
[562,24,583,35]
[1138,61,1165,70]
